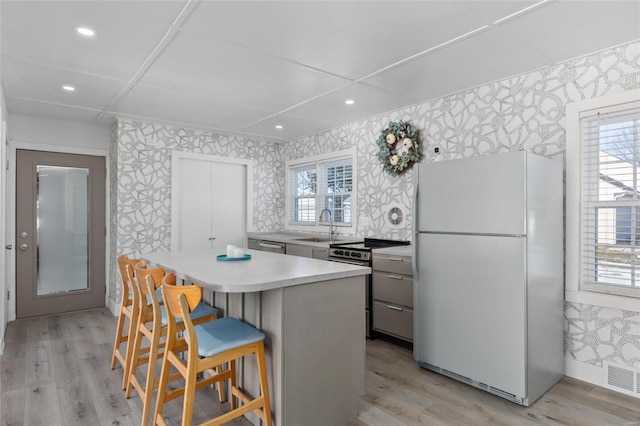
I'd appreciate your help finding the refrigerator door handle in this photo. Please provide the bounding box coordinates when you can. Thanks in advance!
[412,180,419,278]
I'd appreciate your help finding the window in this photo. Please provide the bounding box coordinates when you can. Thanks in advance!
[323,159,352,223]
[567,92,640,299]
[287,150,355,228]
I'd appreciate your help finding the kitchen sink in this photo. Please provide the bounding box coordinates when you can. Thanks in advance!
[295,237,338,243]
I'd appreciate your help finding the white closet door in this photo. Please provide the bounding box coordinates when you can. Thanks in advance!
[176,158,213,251]
[209,161,246,249]
[174,154,248,252]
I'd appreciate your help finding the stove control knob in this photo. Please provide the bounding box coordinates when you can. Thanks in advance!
[355,252,362,258]
[335,250,343,255]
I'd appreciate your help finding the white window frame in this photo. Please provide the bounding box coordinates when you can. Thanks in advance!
[285,148,357,235]
[566,89,640,310]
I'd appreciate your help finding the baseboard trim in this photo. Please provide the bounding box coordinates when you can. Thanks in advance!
[564,357,603,387]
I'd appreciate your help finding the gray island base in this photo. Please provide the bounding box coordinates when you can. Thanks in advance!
[143,249,370,426]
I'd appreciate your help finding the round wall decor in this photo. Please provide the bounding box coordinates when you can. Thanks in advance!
[376,121,420,177]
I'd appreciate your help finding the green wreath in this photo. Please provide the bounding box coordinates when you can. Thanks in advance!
[376,121,420,177]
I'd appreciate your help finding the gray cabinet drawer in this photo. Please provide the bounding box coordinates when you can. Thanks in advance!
[373,255,412,276]
[372,271,413,308]
[312,247,329,260]
[247,239,260,250]
[286,244,313,258]
[372,301,413,342]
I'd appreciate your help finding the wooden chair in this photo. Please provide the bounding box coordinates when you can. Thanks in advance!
[153,279,272,426]
[126,262,219,426]
[111,254,142,389]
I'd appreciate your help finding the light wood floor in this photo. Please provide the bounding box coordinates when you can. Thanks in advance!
[1,307,639,426]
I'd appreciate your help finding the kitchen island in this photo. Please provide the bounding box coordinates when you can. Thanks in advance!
[143,248,370,426]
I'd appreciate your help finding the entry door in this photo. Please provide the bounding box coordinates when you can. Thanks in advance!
[16,150,106,318]
[173,154,247,251]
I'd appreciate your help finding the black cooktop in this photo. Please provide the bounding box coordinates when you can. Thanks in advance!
[330,238,410,250]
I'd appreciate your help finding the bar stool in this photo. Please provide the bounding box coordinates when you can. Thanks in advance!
[126,262,219,426]
[111,254,141,389]
[153,279,272,426]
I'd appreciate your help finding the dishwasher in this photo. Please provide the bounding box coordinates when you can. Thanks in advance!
[247,238,285,254]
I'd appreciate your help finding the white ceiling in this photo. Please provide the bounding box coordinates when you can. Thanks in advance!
[1,1,639,142]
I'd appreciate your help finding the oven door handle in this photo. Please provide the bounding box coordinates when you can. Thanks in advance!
[329,258,369,266]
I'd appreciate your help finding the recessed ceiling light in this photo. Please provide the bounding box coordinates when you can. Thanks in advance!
[345,99,355,105]
[76,27,95,37]
[275,125,284,129]
[62,85,75,92]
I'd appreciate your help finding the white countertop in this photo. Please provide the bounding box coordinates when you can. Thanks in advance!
[143,248,371,293]
[373,244,413,257]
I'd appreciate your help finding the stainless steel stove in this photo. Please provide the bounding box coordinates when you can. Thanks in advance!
[329,238,410,337]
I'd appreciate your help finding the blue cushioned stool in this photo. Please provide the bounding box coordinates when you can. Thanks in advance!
[125,263,219,426]
[154,278,272,426]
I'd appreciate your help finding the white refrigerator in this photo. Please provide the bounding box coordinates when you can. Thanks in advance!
[412,151,563,406]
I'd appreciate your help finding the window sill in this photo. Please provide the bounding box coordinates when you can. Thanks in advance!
[565,289,640,311]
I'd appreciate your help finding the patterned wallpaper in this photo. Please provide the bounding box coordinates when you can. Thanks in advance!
[110,41,640,372]
[566,302,640,369]
[110,122,283,304]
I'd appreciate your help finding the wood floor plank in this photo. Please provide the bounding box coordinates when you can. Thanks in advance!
[2,319,28,362]
[559,377,640,421]
[23,382,62,426]
[367,354,500,424]
[355,398,410,426]
[24,317,53,387]
[1,357,26,393]
[56,380,102,426]
[47,315,85,386]
[1,388,25,426]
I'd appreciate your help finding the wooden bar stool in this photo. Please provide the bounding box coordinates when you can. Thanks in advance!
[153,280,272,426]
[126,262,219,426]
[111,254,142,389]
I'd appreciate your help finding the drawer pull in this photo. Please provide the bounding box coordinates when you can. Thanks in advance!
[259,243,283,249]
[384,257,404,262]
[386,274,404,280]
[387,305,404,311]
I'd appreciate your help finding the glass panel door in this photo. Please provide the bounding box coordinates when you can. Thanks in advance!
[16,149,106,318]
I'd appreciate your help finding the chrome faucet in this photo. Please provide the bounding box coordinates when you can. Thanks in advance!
[319,209,336,240]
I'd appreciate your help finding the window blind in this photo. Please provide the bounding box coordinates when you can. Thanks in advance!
[290,163,316,223]
[319,158,352,224]
[580,105,640,290]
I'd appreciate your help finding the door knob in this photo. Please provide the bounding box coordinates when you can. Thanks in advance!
[19,243,28,251]
[208,237,216,241]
